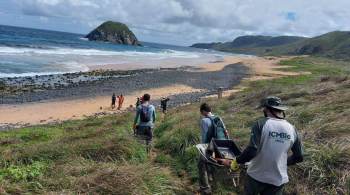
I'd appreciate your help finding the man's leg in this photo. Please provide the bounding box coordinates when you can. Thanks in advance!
[244,174,265,195]
[145,127,153,153]
[261,183,284,195]
[198,156,211,194]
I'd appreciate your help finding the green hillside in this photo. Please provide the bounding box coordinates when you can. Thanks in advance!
[96,21,133,35]
[191,35,306,54]
[292,31,350,58]
[85,21,141,45]
[0,57,349,194]
[229,35,305,47]
[191,32,350,59]
[154,57,350,194]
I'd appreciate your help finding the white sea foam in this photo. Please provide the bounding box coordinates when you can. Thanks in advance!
[0,71,70,78]
[0,46,201,59]
[0,45,227,78]
[59,61,90,72]
[0,61,90,78]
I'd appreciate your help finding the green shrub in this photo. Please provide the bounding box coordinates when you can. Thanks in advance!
[0,161,47,182]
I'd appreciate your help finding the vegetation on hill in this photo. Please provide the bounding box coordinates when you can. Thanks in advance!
[155,57,350,194]
[0,112,192,194]
[292,31,350,58]
[85,21,141,46]
[191,32,350,59]
[0,57,349,194]
[191,35,306,54]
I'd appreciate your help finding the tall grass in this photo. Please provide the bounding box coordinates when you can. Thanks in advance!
[154,57,350,194]
[0,114,192,194]
[0,56,349,194]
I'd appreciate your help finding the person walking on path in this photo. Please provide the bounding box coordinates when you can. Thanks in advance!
[217,96,304,195]
[198,103,229,195]
[133,94,156,152]
[111,93,116,109]
[117,94,124,110]
[160,97,170,114]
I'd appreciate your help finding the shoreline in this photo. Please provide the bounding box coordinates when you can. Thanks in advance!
[0,55,305,130]
[0,56,249,129]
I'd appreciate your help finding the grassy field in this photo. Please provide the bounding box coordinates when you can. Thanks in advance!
[0,112,193,194]
[0,57,349,194]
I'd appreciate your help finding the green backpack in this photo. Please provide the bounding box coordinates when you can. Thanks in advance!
[206,116,229,142]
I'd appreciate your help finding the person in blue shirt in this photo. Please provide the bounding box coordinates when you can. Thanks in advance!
[133,93,156,147]
[198,103,217,195]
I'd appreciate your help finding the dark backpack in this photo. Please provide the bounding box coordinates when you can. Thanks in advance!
[140,105,151,122]
[206,116,229,142]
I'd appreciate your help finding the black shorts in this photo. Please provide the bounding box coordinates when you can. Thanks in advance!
[136,126,153,141]
[244,175,284,195]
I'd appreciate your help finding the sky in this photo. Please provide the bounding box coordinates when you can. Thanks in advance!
[0,0,350,46]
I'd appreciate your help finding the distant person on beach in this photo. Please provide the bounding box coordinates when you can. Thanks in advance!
[160,97,170,114]
[117,94,124,110]
[136,97,141,108]
[133,94,156,150]
[216,96,303,195]
[111,93,116,109]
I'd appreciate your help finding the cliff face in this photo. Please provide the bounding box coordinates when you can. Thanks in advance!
[85,21,141,46]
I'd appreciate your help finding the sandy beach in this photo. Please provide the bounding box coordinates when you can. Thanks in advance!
[0,55,303,129]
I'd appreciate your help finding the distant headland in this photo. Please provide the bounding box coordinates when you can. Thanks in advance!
[191,31,350,60]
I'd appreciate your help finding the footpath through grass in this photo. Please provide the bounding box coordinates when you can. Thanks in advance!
[154,57,350,194]
[0,112,193,194]
[0,56,349,194]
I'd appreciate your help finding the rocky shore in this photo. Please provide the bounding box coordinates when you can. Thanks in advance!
[0,63,248,106]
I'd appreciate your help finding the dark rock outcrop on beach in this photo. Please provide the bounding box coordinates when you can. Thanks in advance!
[0,64,249,105]
[85,21,141,46]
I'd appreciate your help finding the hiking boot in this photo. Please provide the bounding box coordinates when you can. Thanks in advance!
[199,187,212,195]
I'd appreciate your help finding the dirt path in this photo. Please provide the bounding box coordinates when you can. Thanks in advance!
[201,55,308,79]
[202,56,310,99]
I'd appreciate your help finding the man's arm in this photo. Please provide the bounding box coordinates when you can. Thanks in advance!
[200,119,209,143]
[287,130,304,166]
[133,108,140,126]
[152,106,156,123]
[236,120,263,164]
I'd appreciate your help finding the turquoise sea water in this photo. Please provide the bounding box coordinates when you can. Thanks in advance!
[0,25,228,78]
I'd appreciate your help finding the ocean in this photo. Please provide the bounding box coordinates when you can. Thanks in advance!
[0,25,227,78]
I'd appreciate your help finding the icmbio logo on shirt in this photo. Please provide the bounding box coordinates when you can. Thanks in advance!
[268,131,291,141]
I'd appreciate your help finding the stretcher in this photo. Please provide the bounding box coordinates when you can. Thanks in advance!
[196,139,243,187]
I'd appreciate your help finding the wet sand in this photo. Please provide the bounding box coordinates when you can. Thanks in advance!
[0,84,202,127]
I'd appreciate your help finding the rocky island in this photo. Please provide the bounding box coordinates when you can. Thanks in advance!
[85,21,141,46]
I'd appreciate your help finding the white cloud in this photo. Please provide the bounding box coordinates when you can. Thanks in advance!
[12,0,350,45]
